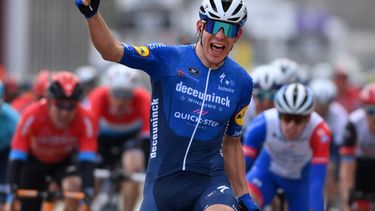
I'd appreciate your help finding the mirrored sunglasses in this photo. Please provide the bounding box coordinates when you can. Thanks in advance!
[365,106,375,116]
[53,100,77,111]
[279,113,310,124]
[204,19,240,38]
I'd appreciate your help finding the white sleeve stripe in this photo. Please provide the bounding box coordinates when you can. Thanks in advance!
[21,116,35,136]
[83,117,94,138]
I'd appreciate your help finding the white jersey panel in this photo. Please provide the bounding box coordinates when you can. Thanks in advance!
[263,109,323,179]
[325,102,348,145]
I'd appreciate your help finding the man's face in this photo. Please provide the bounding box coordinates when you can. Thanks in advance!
[108,95,132,115]
[48,99,77,129]
[253,90,276,114]
[196,20,242,68]
[279,113,310,140]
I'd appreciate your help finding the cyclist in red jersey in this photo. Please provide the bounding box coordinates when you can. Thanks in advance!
[11,70,51,113]
[5,71,98,211]
[87,64,150,211]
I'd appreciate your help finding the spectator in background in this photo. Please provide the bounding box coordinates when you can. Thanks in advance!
[0,80,20,210]
[11,70,51,113]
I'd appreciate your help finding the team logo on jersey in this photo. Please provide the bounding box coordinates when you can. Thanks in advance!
[188,67,199,76]
[318,128,330,143]
[177,70,199,82]
[217,185,229,193]
[234,106,248,126]
[134,46,150,57]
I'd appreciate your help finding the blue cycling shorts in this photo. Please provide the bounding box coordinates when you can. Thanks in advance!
[140,170,238,211]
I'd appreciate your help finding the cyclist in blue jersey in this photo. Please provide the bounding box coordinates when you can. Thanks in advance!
[243,83,331,211]
[75,0,260,210]
[0,80,20,209]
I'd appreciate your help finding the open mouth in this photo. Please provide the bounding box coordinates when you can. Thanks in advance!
[210,43,225,52]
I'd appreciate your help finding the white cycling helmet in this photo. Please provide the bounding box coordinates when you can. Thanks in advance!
[104,64,139,98]
[199,0,247,26]
[275,83,315,115]
[271,58,300,85]
[309,78,337,105]
[252,65,282,91]
[75,66,98,86]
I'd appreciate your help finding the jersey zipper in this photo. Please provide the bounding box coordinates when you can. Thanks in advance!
[182,68,212,171]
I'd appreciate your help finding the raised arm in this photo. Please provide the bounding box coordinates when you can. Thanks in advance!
[75,0,124,62]
[223,135,260,211]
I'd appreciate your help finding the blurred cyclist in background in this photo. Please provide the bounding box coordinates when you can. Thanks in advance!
[333,66,361,113]
[244,83,331,211]
[11,70,51,113]
[5,71,97,211]
[0,80,19,210]
[243,58,300,138]
[309,78,348,209]
[75,0,260,210]
[340,83,375,211]
[87,64,150,211]
[270,58,301,85]
[75,65,99,104]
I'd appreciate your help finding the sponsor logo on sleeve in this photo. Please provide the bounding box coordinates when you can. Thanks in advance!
[133,46,150,57]
[234,106,248,126]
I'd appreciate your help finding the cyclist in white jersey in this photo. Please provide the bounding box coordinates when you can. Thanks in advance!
[243,83,331,211]
[309,78,348,209]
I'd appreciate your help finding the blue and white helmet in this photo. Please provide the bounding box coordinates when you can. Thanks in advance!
[275,83,315,115]
[309,78,337,105]
[252,65,283,91]
[271,58,300,85]
[199,0,247,26]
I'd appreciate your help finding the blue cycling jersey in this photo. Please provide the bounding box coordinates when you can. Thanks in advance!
[0,103,19,151]
[119,44,252,177]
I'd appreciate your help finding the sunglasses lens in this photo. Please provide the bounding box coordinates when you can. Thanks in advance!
[111,88,133,99]
[54,101,77,111]
[280,114,309,124]
[365,106,375,115]
[204,20,239,38]
[255,91,275,101]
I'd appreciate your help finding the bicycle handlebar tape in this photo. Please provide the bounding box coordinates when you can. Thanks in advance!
[238,193,262,211]
[75,0,100,19]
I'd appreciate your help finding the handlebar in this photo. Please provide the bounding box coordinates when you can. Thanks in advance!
[14,189,85,200]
